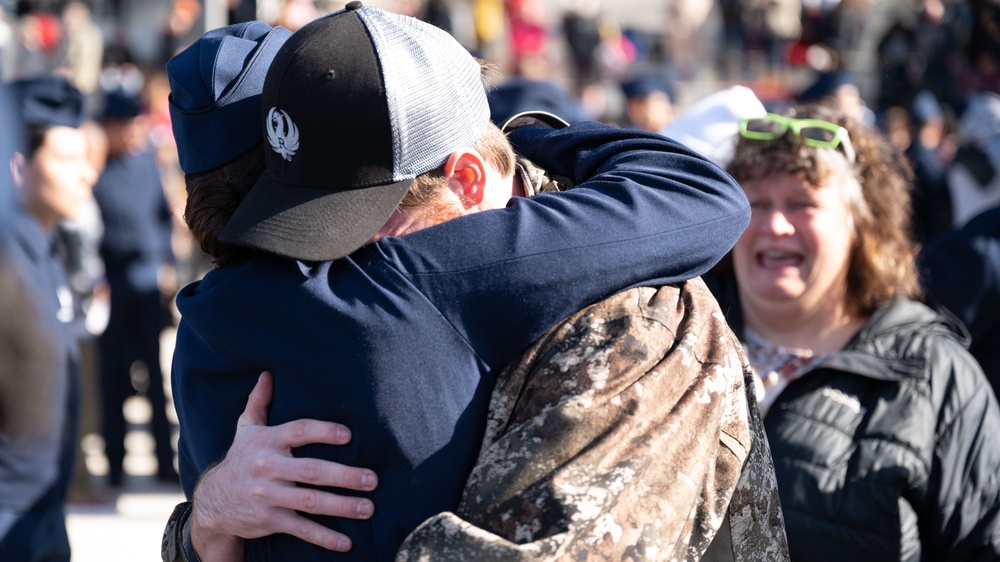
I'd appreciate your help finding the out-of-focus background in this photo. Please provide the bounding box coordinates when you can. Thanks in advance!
[2,0,992,559]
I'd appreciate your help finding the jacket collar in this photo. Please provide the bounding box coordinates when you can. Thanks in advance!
[817,298,965,383]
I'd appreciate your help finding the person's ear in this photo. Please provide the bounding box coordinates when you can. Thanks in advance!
[9,152,25,190]
[442,149,486,209]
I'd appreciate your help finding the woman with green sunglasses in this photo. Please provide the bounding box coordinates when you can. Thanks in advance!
[707,104,1000,561]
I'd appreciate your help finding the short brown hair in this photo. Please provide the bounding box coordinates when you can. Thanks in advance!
[726,104,921,315]
[183,144,265,268]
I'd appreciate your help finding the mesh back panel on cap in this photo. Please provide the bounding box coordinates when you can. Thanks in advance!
[358,7,489,181]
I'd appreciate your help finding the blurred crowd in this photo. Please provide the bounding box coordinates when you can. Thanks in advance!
[1,0,1000,558]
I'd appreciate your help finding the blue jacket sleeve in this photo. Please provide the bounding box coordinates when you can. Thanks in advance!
[374,121,750,368]
[507,121,749,268]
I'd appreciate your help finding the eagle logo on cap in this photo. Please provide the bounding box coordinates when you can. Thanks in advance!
[266,107,299,161]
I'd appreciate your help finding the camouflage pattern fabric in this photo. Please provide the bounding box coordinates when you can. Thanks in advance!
[397,279,789,561]
[516,154,574,196]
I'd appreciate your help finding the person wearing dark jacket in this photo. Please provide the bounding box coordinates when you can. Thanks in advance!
[1,76,96,562]
[92,88,177,487]
[921,204,1000,401]
[707,104,1000,561]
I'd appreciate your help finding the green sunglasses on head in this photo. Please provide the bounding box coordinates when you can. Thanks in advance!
[739,113,856,163]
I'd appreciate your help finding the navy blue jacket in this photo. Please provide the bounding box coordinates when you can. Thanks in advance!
[172,122,750,561]
[0,209,78,561]
[92,150,173,291]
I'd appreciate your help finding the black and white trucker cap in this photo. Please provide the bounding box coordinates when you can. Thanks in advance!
[220,1,490,262]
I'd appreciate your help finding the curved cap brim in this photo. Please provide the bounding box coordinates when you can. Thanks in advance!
[219,170,413,262]
[500,110,571,133]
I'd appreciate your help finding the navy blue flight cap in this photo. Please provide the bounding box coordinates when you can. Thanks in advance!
[167,21,292,174]
[102,88,143,120]
[13,76,85,129]
[797,70,855,103]
[621,74,675,101]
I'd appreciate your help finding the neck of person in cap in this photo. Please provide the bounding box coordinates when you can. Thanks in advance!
[372,148,522,240]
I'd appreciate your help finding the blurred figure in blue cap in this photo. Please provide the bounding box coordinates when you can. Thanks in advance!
[796,69,873,126]
[90,83,178,488]
[905,90,954,245]
[620,72,676,133]
[0,74,96,562]
[487,77,593,128]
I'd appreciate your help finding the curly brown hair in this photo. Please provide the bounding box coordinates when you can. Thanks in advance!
[183,144,265,268]
[725,103,922,315]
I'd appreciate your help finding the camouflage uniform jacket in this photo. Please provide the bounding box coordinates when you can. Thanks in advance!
[396,275,789,561]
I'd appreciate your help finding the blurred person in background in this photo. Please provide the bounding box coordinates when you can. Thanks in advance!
[59,118,111,505]
[6,1,63,80]
[57,1,103,101]
[903,90,955,245]
[158,0,202,67]
[947,91,1000,228]
[662,0,713,81]
[471,0,506,65]
[276,0,320,31]
[922,88,1000,402]
[707,104,1000,561]
[619,72,676,133]
[910,0,968,113]
[92,86,178,488]
[505,0,550,78]
[796,69,874,126]
[1,75,96,562]
[561,0,602,95]
[921,201,1000,403]
[961,0,1000,100]
[486,76,593,126]
[742,0,801,74]
[875,17,920,116]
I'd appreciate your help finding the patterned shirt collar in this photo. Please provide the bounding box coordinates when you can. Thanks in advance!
[743,329,829,416]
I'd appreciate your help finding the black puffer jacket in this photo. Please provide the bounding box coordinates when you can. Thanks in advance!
[710,286,1000,561]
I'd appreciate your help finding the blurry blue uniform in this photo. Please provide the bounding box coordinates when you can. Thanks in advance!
[0,208,79,562]
[173,123,751,561]
[921,205,1000,400]
[92,149,175,483]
